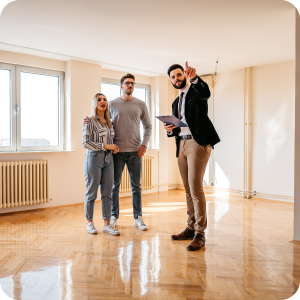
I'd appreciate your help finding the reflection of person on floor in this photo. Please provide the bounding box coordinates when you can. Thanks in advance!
[82,93,120,236]
[164,62,220,251]
[83,74,152,233]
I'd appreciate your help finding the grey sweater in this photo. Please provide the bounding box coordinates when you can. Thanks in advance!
[109,97,152,152]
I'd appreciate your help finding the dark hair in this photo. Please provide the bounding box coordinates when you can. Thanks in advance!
[120,73,135,85]
[167,64,184,77]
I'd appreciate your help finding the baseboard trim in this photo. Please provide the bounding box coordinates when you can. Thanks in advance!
[290,240,300,244]
[168,184,294,203]
[251,193,293,202]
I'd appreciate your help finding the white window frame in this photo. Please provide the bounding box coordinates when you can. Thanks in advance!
[0,63,65,152]
[135,82,151,114]
[101,77,151,110]
[0,63,16,152]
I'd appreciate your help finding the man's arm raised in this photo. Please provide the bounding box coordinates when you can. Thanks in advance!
[184,61,197,81]
[185,61,210,100]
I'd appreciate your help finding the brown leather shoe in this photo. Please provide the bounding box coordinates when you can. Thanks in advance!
[187,233,206,251]
[171,228,195,240]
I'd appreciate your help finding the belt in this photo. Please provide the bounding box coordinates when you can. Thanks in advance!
[181,135,193,140]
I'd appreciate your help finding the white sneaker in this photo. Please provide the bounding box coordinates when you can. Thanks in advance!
[110,216,117,229]
[86,222,97,234]
[103,224,120,236]
[134,216,148,231]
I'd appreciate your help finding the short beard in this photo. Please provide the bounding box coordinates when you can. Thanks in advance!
[172,77,187,90]
[125,90,132,96]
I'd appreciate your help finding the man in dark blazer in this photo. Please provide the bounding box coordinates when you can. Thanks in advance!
[164,62,220,251]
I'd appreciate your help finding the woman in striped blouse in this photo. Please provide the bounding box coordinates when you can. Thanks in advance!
[82,93,120,236]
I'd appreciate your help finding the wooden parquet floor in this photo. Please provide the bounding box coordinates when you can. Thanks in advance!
[0,190,299,300]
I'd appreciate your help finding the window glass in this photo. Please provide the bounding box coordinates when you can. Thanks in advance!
[101,83,120,101]
[0,69,11,147]
[101,82,147,103]
[133,87,146,102]
[20,72,60,146]
[133,87,147,140]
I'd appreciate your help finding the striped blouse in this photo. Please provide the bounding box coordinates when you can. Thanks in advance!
[82,116,115,151]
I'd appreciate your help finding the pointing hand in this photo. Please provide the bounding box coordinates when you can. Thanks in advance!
[184,61,196,80]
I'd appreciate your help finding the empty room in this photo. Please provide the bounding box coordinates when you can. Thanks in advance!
[0,0,299,299]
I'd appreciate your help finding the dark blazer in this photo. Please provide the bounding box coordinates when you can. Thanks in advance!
[168,76,220,157]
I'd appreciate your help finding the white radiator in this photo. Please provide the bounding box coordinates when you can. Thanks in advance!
[120,156,153,193]
[0,160,49,208]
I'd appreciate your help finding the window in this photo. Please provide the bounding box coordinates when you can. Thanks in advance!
[0,64,15,151]
[101,77,151,145]
[0,63,64,152]
[101,78,150,105]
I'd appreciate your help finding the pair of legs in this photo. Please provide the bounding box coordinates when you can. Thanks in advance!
[111,152,147,230]
[172,139,211,250]
[84,149,119,235]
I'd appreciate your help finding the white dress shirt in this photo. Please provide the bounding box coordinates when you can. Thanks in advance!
[178,78,198,136]
[167,77,199,136]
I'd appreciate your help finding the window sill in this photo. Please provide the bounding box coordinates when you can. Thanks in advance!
[0,150,75,154]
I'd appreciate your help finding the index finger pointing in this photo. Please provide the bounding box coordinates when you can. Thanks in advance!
[185,61,189,69]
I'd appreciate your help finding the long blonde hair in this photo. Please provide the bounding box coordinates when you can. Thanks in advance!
[91,93,112,128]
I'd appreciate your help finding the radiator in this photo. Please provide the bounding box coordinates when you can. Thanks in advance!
[120,156,153,193]
[0,160,49,209]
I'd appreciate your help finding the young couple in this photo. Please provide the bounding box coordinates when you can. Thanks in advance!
[82,73,152,236]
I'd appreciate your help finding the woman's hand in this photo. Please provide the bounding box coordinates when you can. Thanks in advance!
[104,144,119,153]
[164,123,176,132]
[82,116,90,125]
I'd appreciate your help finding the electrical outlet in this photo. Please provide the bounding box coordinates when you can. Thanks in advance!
[254,191,256,196]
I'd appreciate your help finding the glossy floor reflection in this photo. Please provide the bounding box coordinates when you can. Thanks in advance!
[0,190,299,299]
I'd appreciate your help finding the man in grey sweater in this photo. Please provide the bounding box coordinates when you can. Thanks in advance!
[83,73,152,232]
[110,73,152,231]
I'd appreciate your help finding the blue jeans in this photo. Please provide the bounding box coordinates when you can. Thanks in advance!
[84,149,114,220]
[112,152,142,219]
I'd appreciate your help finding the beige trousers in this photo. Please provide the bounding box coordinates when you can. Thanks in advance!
[177,139,212,235]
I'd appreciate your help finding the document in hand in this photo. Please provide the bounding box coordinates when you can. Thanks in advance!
[156,115,188,128]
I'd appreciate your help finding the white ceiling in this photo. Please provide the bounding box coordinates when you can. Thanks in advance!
[0,0,296,76]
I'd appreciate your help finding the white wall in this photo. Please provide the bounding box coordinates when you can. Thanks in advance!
[294,11,300,241]
[212,61,295,201]
[155,76,169,192]
[0,50,66,71]
[213,70,244,191]
[167,80,180,188]
[252,61,295,199]
[101,69,152,85]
